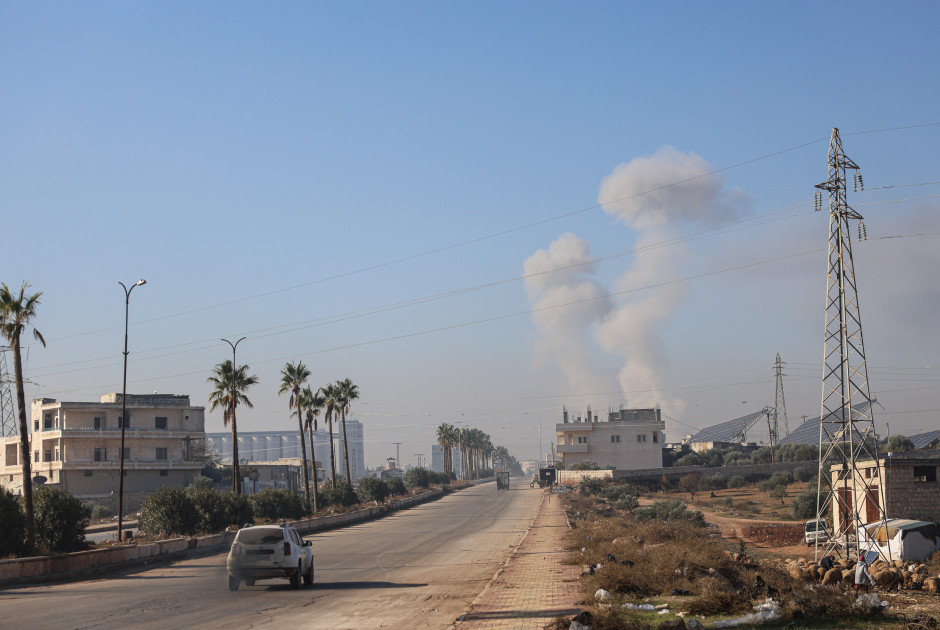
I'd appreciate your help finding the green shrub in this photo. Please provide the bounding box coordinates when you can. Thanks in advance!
[356,477,389,503]
[722,451,751,466]
[635,498,706,527]
[0,487,26,557]
[224,491,253,528]
[758,471,794,492]
[579,476,605,497]
[698,474,727,491]
[190,475,215,489]
[793,466,816,483]
[139,486,198,536]
[570,460,601,471]
[727,475,747,489]
[88,502,114,521]
[248,488,307,521]
[387,478,407,496]
[769,485,788,505]
[675,453,702,467]
[404,468,431,488]
[320,481,359,508]
[602,483,639,501]
[186,487,252,533]
[792,484,820,519]
[611,495,639,511]
[34,487,91,553]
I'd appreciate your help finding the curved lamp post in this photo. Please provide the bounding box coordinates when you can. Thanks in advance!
[118,279,146,542]
[221,337,246,494]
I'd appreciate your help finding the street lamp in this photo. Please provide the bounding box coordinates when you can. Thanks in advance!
[221,337,246,494]
[118,279,146,542]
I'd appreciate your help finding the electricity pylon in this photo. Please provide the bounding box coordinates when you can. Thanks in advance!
[813,128,888,561]
[0,347,17,437]
[773,353,789,437]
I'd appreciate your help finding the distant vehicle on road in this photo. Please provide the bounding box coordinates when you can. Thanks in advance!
[496,470,510,490]
[804,519,830,546]
[226,523,314,591]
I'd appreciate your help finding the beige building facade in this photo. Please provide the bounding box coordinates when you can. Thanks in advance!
[556,407,665,470]
[0,393,205,501]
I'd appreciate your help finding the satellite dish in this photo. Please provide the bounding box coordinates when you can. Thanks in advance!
[32,475,47,485]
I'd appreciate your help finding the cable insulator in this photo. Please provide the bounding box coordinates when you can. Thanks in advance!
[858,174,864,191]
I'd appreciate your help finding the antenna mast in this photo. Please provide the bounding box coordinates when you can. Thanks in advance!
[813,127,887,561]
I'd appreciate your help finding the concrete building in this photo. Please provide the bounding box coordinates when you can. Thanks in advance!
[0,393,204,506]
[431,444,460,474]
[830,450,940,531]
[556,407,665,470]
[206,419,365,483]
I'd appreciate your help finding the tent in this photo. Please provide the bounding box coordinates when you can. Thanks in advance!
[861,519,940,562]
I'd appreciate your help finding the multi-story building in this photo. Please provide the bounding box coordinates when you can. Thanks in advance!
[556,406,665,470]
[207,419,365,483]
[0,393,204,503]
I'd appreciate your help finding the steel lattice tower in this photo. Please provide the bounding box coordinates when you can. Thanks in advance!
[773,353,789,437]
[0,347,17,437]
[813,128,888,561]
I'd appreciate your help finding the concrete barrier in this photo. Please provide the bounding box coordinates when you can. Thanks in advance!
[0,486,460,588]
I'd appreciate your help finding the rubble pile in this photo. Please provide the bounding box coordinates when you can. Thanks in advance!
[739,523,802,546]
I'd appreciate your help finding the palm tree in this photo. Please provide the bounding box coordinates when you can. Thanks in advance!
[320,383,339,487]
[300,386,325,513]
[0,281,45,551]
[206,360,258,494]
[335,378,359,484]
[436,423,456,475]
[279,361,312,503]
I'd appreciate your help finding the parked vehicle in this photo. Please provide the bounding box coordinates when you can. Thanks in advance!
[226,523,314,591]
[496,470,510,490]
[804,518,830,546]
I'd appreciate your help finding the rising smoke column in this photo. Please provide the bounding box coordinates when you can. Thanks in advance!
[523,233,615,396]
[594,146,751,409]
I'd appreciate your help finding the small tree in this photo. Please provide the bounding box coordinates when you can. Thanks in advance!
[33,487,91,553]
[769,485,788,506]
[885,434,914,453]
[356,477,389,503]
[0,487,26,557]
[139,486,198,536]
[404,468,431,489]
[387,478,407,496]
[678,472,702,499]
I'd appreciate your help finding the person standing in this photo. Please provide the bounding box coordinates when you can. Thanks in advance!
[855,554,873,592]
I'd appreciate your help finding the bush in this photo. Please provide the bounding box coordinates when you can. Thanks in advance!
[189,487,252,533]
[792,484,820,519]
[190,475,216,489]
[579,476,605,497]
[88,502,114,521]
[320,481,359,508]
[248,488,307,521]
[722,451,751,466]
[356,477,389,503]
[758,471,794,492]
[698,474,727,491]
[769,485,788,505]
[404,468,431,488]
[602,483,639,501]
[727,475,747,489]
[0,487,26,557]
[570,460,601,471]
[34,487,91,553]
[611,495,639,511]
[793,466,816,483]
[139,486,198,536]
[386,478,407,496]
[675,453,702,467]
[635,499,706,527]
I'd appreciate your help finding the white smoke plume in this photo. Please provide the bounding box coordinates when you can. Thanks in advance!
[523,233,615,396]
[595,146,751,409]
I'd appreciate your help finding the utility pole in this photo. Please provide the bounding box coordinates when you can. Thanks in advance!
[0,348,17,437]
[393,442,403,469]
[813,128,888,561]
[774,353,790,437]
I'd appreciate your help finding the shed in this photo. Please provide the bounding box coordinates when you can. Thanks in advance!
[861,519,940,562]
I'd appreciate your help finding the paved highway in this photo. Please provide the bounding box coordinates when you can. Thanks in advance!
[1,481,543,630]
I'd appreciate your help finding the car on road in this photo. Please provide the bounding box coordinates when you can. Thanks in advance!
[226,523,314,591]
[804,518,830,546]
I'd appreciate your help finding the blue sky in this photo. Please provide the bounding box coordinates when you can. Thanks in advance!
[2,2,938,467]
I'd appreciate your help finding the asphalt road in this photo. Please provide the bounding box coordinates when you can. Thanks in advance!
[1,481,544,630]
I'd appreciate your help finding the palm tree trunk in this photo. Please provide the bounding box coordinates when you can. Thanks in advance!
[307,423,319,513]
[12,333,35,551]
[231,410,241,495]
[327,413,337,488]
[341,408,351,484]
[296,404,310,502]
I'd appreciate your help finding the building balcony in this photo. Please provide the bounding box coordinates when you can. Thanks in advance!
[59,459,203,470]
[557,443,589,454]
[39,428,204,440]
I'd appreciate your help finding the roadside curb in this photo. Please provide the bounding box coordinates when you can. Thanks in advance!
[0,481,489,589]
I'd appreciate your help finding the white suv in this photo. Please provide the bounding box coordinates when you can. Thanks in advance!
[804,519,830,546]
[226,523,314,591]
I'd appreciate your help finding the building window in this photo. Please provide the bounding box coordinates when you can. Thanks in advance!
[122,470,128,477]
[84,470,93,477]
[155,417,168,430]
[653,431,659,444]
[576,436,588,444]
[44,449,52,462]
[118,416,128,428]
[34,420,39,431]
[637,434,647,442]
[43,415,52,430]
[913,466,937,483]
[610,435,620,443]
[159,469,168,477]
[34,451,39,462]
[94,447,105,462]
[122,447,130,459]
[55,448,59,461]
[94,417,101,430]
[156,447,168,461]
